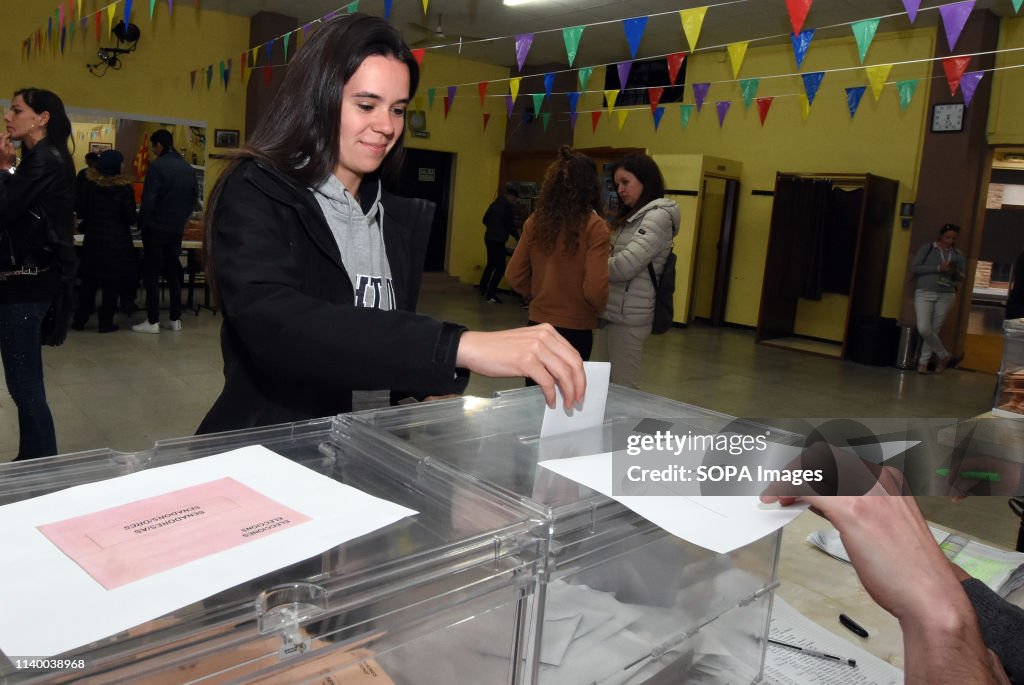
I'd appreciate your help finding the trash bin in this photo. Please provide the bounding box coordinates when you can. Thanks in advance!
[896,325,920,370]
[847,316,900,366]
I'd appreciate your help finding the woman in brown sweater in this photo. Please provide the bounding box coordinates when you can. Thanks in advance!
[506,146,610,360]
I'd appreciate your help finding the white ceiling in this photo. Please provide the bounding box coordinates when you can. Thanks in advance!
[196,0,1007,67]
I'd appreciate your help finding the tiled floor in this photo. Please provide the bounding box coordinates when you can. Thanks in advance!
[2,274,1019,548]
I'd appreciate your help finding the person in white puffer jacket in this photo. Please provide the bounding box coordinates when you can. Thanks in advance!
[601,154,679,388]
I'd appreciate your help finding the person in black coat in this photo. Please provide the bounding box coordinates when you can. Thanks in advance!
[478,183,519,303]
[72,150,137,333]
[0,88,76,460]
[198,14,586,434]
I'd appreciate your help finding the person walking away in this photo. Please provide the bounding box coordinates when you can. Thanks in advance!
[0,88,76,460]
[479,183,519,304]
[600,153,680,388]
[911,223,966,374]
[72,150,137,333]
[132,129,197,334]
[506,145,610,363]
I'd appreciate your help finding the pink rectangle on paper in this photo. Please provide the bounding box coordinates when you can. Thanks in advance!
[37,477,312,589]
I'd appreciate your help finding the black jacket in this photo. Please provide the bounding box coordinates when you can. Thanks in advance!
[75,169,138,281]
[139,149,197,234]
[482,196,518,243]
[198,159,469,434]
[0,137,75,304]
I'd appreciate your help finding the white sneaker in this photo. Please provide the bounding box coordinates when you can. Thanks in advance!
[161,319,183,331]
[131,320,160,334]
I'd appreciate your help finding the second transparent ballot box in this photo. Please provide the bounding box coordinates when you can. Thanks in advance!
[0,418,540,685]
[351,385,792,684]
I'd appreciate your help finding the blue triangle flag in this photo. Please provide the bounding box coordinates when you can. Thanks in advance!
[623,16,648,59]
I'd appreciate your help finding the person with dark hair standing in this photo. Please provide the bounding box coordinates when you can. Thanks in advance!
[479,182,519,304]
[601,153,679,388]
[0,87,76,459]
[132,128,197,334]
[197,14,585,434]
[911,223,966,374]
[76,151,98,188]
[505,146,610,362]
[72,150,137,333]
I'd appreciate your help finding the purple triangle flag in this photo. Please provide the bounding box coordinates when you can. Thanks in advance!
[617,61,633,91]
[939,0,975,52]
[903,0,922,22]
[845,86,867,117]
[802,71,825,105]
[544,73,555,98]
[960,70,983,107]
[622,16,647,59]
[715,101,731,127]
[791,29,815,69]
[505,94,515,119]
[652,106,665,130]
[515,33,534,72]
[692,82,711,111]
[567,91,580,114]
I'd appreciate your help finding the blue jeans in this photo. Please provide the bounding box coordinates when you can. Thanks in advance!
[914,289,955,366]
[0,302,57,459]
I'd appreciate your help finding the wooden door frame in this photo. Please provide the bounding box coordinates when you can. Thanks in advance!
[691,172,741,326]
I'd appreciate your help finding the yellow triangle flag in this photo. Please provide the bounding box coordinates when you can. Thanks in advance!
[252,45,261,65]
[77,0,82,19]
[617,109,629,130]
[421,0,429,14]
[866,64,892,101]
[243,52,254,87]
[605,89,619,114]
[799,94,811,121]
[509,77,521,102]
[679,7,708,51]
[107,3,118,35]
[727,41,748,79]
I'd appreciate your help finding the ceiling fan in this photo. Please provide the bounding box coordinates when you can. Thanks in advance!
[406,12,481,48]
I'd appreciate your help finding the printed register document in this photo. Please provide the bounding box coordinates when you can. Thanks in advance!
[0,446,417,658]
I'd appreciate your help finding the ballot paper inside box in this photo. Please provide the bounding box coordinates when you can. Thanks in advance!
[0,418,542,685]
[351,385,794,685]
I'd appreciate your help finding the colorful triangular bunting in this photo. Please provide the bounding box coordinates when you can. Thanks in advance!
[851,18,879,64]
[515,33,534,71]
[866,64,892,100]
[727,41,748,79]
[623,16,647,59]
[666,53,687,86]
[960,70,984,107]
[617,61,633,90]
[679,7,707,51]
[903,0,922,22]
[715,101,731,127]
[578,67,593,91]
[897,79,919,111]
[939,0,975,52]
[802,71,825,105]
[792,29,815,69]
[845,86,866,117]
[679,104,694,129]
[756,97,773,125]
[942,56,971,95]
[740,79,760,108]
[652,106,665,130]
[692,82,710,111]
[563,26,584,67]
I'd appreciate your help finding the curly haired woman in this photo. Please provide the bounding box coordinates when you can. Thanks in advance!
[506,145,610,362]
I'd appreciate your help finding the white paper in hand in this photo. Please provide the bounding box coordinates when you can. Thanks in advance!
[540,361,610,438]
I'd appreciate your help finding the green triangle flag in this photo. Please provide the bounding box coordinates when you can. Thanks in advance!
[532,92,545,115]
[541,112,551,131]
[427,87,436,109]
[1013,0,1022,12]
[149,0,156,16]
[740,79,759,108]
[283,32,291,61]
[346,0,359,11]
[851,18,880,64]
[563,26,584,67]
[578,66,593,92]
[680,104,694,129]
[897,79,919,111]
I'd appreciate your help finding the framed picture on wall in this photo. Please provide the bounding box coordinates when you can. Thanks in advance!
[88,142,112,153]
[214,129,240,148]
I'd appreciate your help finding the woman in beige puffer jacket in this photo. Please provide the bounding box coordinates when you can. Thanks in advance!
[602,154,679,388]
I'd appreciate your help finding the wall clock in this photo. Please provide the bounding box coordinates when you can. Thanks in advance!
[931,103,965,133]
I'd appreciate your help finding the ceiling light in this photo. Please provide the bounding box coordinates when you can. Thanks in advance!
[503,0,541,6]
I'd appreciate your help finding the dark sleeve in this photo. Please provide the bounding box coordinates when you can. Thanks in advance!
[139,163,161,228]
[961,578,1024,684]
[212,171,468,396]
[0,150,53,228]
[75,180,92,224]
[909,244,935,276]
[120,186,137,226]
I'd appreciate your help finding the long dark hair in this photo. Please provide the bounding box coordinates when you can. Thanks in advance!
[531,145,601,256]
[241,13,417,186]
[610,153,665,229]
[204,14,419,297]
[14,87,74,165]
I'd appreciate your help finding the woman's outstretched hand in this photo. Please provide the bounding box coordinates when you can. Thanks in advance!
[456,324,586,409]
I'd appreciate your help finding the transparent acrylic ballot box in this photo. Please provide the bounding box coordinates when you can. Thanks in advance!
[0,418,541,685]
[351,385,793,685]
[994,318,1024,418]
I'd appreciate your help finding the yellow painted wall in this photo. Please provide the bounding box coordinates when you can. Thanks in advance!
[71,120,115,170]
[412,52,508,281]
[989,15,1024,145]
[1,2,249,202]
[575,29,935,330]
